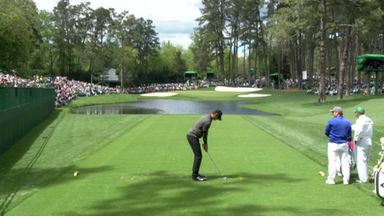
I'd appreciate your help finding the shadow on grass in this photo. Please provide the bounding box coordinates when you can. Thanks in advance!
[0,165,112,216]
[0,110,63,215]
[63,171,347,216]
[0,110,61,171]
[0,109,114,215]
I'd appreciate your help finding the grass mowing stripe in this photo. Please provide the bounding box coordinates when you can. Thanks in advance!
[5,115,384,216]
[243,115,327,166]
[2,90,384,215]
[0,111,64,215]
[243,115,379,197]
[0,113,146,214]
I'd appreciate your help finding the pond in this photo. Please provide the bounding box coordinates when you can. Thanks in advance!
[72,99,274,116]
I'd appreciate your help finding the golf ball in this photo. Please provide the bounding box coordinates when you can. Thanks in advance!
[319,171,325,176]
[73,171,80,177]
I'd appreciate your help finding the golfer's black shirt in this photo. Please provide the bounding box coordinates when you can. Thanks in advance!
[188,115,212,144]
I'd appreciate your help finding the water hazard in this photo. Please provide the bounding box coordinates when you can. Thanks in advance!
[72,99,274,116]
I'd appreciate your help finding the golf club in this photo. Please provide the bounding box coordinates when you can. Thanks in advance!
[206,152,227,180]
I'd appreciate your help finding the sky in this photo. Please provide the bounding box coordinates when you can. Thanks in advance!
[34,0,203,48]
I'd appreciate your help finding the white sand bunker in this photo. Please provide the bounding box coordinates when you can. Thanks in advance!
[140,92,178,97]
[215,86,262,93]
[238,93,271,98]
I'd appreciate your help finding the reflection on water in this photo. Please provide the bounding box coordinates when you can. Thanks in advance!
[72,99,274,116]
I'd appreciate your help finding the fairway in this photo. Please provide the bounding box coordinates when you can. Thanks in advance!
[1,90,384,216]
[1,91,383,216]
[2,0,384,214]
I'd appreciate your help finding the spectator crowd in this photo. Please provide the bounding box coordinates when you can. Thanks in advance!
[127,82,199,94]
[0,73,200,107]
[307,78,384,96]
[2,72,382,107]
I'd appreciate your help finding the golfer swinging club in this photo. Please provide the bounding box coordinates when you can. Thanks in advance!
[187,109,222,181]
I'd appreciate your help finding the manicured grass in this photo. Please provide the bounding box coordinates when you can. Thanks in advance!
[241,90,384,167]
[69,94,138,107]
[1,89,384,215]
[174,88,244,100]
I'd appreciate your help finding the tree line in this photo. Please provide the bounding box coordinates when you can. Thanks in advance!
[0,0,189,87]
[192,0,383,102]
[1,0,383,102]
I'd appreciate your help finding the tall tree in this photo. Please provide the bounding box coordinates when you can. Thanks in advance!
[88,7,113,82]
[190,30,213,78]
[240,0,265,82]
[111,10,136,88]
[131,18,159,66]
[32,10,56,75]
[319,0,327,103]
[0,0,33,73]
[70,2,92,79]
[226,0,243,84]
[198,0,226,80]
[132,18,159,83]
[53,0,74,75]
[174,49,187,82]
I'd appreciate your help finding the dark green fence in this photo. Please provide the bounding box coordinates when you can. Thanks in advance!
[0,87,56,154]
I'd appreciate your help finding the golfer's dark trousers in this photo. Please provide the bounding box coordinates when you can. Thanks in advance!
[187,134,202,178]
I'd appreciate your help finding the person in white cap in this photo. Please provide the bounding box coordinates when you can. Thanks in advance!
[324,106,352,185]
[353,106,373,183]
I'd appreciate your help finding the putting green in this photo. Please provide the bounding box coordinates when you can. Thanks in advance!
[1,112,382,215]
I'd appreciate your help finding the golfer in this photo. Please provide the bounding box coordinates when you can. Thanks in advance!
[325,106,352,185]
[353,107,373,183]
[187,109,222,181]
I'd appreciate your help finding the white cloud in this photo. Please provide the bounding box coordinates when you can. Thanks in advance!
[34,0,202,48]
[34,0,60,11]
[159,33,193,48]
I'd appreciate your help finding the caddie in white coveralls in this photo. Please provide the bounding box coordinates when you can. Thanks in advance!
[352,106,374,183]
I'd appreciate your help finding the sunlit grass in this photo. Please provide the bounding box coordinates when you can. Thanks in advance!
[1,88,384,215]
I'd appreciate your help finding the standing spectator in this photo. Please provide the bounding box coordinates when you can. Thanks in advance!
[186,110,222,182]
[352,107,374,183]
[324,106,352,185]
[370,85,375,95]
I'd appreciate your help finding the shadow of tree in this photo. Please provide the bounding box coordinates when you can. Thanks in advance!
[0,110,67,215]
[62,170,346,216]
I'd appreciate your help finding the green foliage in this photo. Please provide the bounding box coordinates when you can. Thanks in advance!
[190,30,214,75]
[156,42,187,82]
[196,0,226,79]
[0,0,34,72]
[2,0,382,87]
[182,49,195,71]
[0,0,170,84]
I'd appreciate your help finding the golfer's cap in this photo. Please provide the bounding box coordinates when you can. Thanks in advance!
[354,106,365,114]
[329,106,343,113]
[214,109,223,120]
